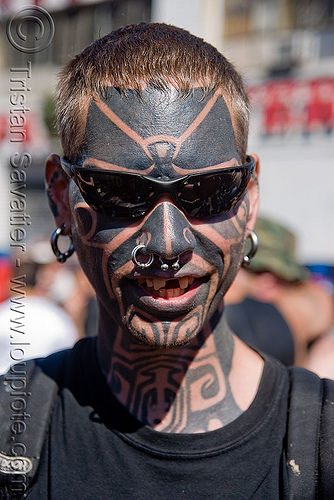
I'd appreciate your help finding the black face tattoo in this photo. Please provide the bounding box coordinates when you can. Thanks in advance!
[81,87,241,176]
[69,87,248,348]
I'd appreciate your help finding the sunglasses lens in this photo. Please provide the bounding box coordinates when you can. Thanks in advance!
[178,168,250,218]
[72,161,252,220]
[76,171,155,218]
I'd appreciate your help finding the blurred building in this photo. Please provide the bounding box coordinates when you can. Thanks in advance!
[0,0,333,270]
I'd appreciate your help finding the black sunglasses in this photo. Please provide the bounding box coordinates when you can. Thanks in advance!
[60,156,255,220]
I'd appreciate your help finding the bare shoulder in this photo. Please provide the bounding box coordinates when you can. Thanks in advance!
[229,335,264,411]
[306,330,334,380]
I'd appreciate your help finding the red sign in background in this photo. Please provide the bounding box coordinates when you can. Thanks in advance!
[248,78,334,136]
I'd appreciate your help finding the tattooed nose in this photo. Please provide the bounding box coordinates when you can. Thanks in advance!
[141,202,196,259]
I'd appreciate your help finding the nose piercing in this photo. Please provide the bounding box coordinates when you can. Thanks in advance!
[131,244,154,269]
[132,244,181,271]
[159,256,180,272]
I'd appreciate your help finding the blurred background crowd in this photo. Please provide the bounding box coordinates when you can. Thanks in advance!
[0,0,333,375]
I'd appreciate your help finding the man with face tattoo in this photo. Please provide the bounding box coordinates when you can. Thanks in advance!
[1,23,333,500]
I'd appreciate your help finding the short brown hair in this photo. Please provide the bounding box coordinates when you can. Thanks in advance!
[56,23,250,162]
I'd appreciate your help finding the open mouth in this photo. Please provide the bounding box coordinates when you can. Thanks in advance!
[138,276,195,299]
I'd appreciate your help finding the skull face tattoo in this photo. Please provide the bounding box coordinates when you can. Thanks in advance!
[68,87,254,348]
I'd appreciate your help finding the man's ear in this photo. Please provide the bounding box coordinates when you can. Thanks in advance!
[45,154,71,235]
[246,153,260,231]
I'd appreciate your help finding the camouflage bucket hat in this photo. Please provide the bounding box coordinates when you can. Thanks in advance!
[246,217,309,283]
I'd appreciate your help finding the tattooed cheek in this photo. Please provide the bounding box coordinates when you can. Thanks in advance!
[72,205,95,237]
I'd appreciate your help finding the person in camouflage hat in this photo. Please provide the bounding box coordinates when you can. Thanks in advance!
[226,216,333,366]
[246,217,309,283]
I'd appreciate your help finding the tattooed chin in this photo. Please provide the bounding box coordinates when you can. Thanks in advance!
[124,306,202,348]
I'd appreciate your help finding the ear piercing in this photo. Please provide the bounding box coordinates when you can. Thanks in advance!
[50,225,75,263]
[242,229,259,267]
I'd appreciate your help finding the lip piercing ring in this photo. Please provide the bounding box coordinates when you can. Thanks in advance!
[131,244,154,269]
[159,256,180,272]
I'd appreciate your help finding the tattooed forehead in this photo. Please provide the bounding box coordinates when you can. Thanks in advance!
[83,87,240,177]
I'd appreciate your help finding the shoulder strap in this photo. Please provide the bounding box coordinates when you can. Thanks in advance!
[317,377,334,498]
[287,366,322,500]
[0,359,58,499]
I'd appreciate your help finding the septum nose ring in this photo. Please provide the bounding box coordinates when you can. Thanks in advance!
[131,245,154,269]
[159,256,180,272]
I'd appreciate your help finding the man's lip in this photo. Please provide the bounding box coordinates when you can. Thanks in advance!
[128,275,205,311]
[138,275,195,296]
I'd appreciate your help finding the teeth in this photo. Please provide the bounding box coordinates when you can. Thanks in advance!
[153,279,166,290]
[159,288,185,299]
[138,276,196,295]
[179,277,189,289]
